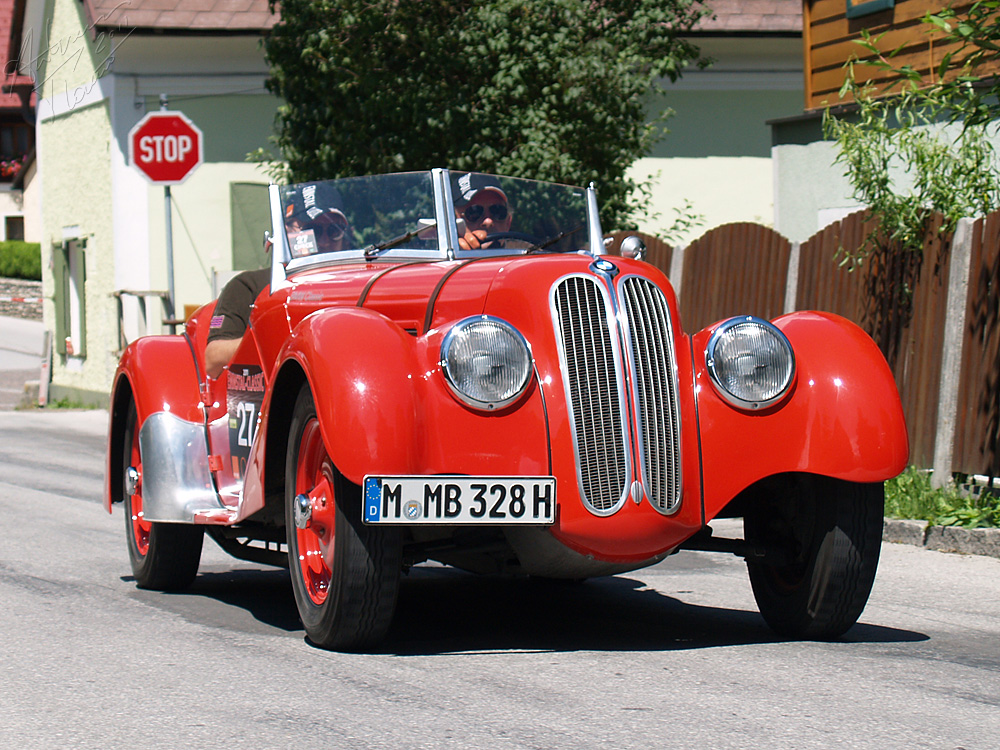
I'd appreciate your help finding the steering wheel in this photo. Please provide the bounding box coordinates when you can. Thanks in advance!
[481,231,544,249]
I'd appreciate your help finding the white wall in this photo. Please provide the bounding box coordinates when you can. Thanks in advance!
[633,35,804,244]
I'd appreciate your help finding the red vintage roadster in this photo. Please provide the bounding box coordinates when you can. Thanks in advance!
[105,170,908,650]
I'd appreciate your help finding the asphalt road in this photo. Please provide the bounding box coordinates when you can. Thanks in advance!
[0,314,44,410]
[1,409,999,750]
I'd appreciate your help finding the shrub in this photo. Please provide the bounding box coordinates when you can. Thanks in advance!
[0,240,42,280]
[885,468,1000,528]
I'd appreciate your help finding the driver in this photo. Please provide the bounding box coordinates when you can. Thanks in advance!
[453,173,513,250]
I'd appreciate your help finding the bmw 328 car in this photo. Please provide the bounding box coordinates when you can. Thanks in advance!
[105,169,908,651]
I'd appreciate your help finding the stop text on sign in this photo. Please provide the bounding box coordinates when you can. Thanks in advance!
[138,134,194,164]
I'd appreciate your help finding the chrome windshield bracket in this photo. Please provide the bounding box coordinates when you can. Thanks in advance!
[586,183,605,256]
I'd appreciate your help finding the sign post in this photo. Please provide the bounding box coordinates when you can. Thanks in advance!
[127,101,204,332]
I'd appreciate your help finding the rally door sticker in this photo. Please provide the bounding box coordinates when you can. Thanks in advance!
[227,364,265,480]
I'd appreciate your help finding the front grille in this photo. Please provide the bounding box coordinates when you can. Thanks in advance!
[552,273,681,516]
[552,276,629,513]
[620,277,682,513]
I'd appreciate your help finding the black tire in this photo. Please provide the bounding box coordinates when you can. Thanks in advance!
[123,400,204,591]
[744,474,884,640]
[285,384,402,651]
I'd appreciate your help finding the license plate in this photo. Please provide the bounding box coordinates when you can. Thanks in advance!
[363,476,556,525]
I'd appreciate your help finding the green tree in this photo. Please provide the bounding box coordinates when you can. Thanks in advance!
[823,77,998,262]
[264,0,707,228]
[822,2,1000,265]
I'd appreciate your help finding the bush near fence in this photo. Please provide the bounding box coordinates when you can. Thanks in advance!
[609,209,1000,482]
[0,240,42,280]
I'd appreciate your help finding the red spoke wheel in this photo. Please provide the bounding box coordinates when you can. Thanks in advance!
[744,474,884,640]
[123,400,204,590]
[285,384,402,651]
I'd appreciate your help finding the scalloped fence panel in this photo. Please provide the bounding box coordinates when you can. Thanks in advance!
[678,223,792,334]
[796,210,953,469]
[953,213,1000,479]
[608,212,997,478]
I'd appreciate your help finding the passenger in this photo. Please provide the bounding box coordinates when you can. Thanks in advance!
[205,182,349,378]
[286,181,351,256]
[204,267,271,379]
[453,173,513,250]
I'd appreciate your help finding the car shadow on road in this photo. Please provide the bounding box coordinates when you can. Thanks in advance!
[124,563,928,654]
[123,566,301,635]
[378,565,928,656]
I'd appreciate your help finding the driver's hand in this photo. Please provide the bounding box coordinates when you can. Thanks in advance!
[459,229,488,250]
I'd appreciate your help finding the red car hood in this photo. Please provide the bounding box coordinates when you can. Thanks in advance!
[281,253,663,337]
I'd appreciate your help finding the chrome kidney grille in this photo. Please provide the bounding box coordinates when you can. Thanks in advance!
[551,276,630,513]
[619,276,682,513]
[551,273,681,515]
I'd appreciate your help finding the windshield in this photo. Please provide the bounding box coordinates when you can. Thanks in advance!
[274,170,593,267]
[278,172,437,259]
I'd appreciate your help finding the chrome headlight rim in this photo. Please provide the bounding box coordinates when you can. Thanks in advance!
[706,315,795,411]
[440,315,533,411]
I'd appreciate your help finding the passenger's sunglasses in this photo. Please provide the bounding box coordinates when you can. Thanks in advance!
[306,221,347,241]
[463,203,508,223]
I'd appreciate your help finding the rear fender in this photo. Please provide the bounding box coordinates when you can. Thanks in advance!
[104,335,205,513]
[273,307,424,486]
[695,311,909,521]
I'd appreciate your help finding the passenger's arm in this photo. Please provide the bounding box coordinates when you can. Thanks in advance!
[205,337,242,379]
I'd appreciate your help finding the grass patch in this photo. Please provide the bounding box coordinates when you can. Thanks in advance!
[885,468,1000,529]
[47,396,94,409]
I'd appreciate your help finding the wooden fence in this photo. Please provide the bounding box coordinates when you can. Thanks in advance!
[609,208,1000,480]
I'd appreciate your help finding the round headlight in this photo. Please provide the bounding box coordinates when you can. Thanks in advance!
[706,316,795,410]
[441,316,533,410]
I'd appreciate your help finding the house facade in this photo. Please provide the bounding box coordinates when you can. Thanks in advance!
[771,0,1000,241]
[1,0,36,241]
[631,0,804,243]
[10,0,278,404]
[11,0,805,404]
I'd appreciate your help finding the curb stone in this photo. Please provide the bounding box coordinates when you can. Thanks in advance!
[883,518,1000,560]
[0,278,42,320]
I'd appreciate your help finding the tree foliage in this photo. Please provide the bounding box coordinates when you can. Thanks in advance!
[264,0,707,228]
[824,77,999,262]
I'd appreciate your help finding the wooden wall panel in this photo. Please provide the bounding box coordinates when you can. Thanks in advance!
[804,0,992,110]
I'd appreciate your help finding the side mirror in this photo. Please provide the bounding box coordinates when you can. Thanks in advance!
[620,235,646,262]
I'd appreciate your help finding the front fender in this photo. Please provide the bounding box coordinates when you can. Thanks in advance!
[277,307,424,484]
[695,311,909,521]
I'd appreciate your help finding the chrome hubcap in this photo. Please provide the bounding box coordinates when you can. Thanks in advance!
[125,466,140,496]
[293,493,312,530]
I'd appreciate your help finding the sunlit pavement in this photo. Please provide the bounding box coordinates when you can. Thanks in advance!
[0,315,44,410]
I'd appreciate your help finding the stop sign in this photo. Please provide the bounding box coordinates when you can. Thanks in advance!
[128,111,204,185]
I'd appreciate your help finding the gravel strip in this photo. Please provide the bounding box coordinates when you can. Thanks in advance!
[0,278,42,320]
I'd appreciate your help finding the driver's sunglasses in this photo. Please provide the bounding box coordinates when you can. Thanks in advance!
[306,221,347,241]
[463,203,508,224]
